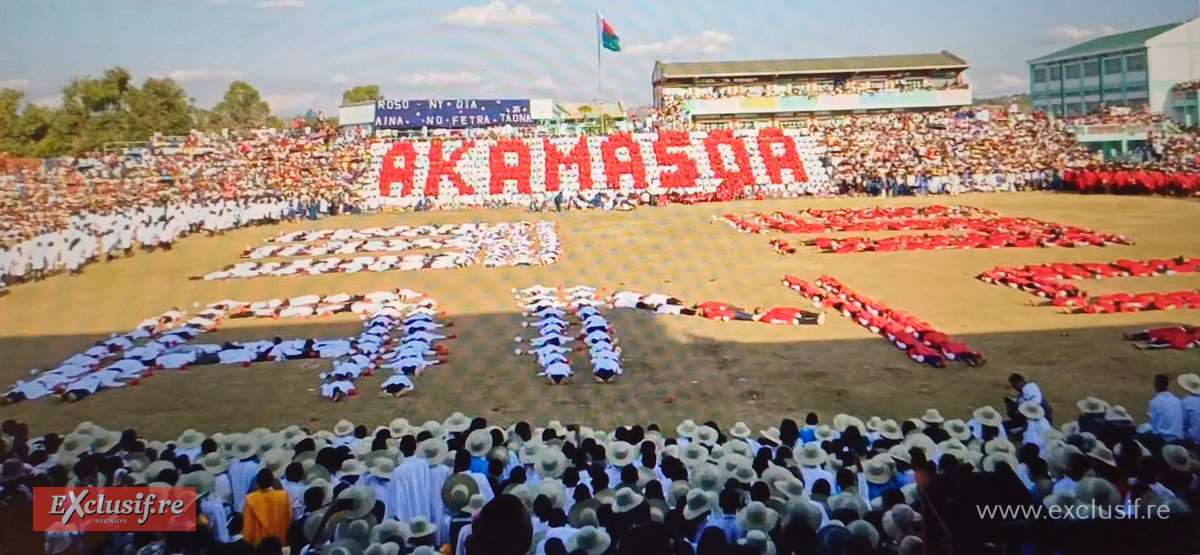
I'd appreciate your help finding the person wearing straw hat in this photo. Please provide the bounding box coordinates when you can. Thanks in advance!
[1005,373,1051,432]
[564,525,611,555]
[175,428,207,463]
[406,515,437,550]
[918,409,949,443]
[863,455,898,499]
[1075,396,1111,437]
[794,442,833,496]
[969,406,1004,441]
[1018,401,1053,451]
[1179,373,1200,446]
[228,435,262,513]
[362,457,397,521]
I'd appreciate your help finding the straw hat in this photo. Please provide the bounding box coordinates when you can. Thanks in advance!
[364,544,400,555]
[863,455,895,485]
[336,486,377,519]
[261,448,291,476]
[865,416,883,432]
[759,427,782,445]
[465,429,493,458]
[919,409,944,424]
[417,439,448,466]
[773,477,806,500]
[407,516,435,538]
[738,530,778,555]
[176,429,206,450]
[369,458,395,480]
[568,498,603,528]
[442,412,471,434]
[536,450,567,479]
[813,425,836,442]
[201,452,228,475]
[689,463,724,492]
[420,420,446,439]
[232,435,259,461]
[877,419,903,440]
[794,443,828,468]
[1162,445,1192,472]
[679,443,708,467]
[695,426,719,446]
[566,526,612,555]
[1088,445,1117,468]
[1075,397,1110,415]
[981,453,1018,473]
[387,418,411,436]
[609,487,645,514]
[887,444,912,464]
[972,406,1003,428]
[676,419,698,438]
[1104,405,1133,422]
[682,489,717,520]
[441,474,480,513]
[518,441,545,465]
[606,441,637,467]
[1179,374,1200,395]
[1017,401,1045,421]
[1075,477,1121,509]
[334,420,356,437]
[983,438,1017,457]
[943,419,970,441]
[729,422,753,439]
[833,414,865,434]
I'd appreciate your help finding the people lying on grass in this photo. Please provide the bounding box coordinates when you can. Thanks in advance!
[1124,326,1200,350]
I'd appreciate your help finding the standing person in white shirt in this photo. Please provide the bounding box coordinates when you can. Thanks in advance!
[1004,373,1050,433]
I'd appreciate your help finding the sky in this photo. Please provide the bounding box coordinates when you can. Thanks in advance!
[1,0,1198,116]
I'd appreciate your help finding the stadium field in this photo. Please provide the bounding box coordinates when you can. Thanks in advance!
[3,191,1200,439]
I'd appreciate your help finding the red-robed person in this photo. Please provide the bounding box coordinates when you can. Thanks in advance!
[755,306,826,325]
[1124,326,1200,350]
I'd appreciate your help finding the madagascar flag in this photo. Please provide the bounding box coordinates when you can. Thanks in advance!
[600,15,621,52]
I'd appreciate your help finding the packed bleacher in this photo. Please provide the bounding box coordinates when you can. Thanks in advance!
[4,108,1200,289]
[2,369,1200,554]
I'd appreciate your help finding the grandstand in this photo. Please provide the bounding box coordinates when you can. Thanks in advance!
[651,51,971,129]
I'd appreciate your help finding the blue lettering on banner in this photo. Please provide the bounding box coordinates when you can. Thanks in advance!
[374,99,533,130]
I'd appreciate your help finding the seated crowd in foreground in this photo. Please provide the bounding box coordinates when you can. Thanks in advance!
[2,373,1200,555]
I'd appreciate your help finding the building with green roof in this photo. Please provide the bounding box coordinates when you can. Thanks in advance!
[1027,18,1200,124]
[652,51,971,128]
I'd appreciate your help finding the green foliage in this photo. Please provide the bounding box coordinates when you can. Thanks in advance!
[342,85,382,104]
[0,67,281,157]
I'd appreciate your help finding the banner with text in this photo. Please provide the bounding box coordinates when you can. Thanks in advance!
[375,99,534,130]
[372,129,826,198]
[33,487,198,532]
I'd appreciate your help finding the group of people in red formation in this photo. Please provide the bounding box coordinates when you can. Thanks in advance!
[718,205,1132,255]
[978,257,1200,315]
[782,275,985,368]
[1063,167,1200,196]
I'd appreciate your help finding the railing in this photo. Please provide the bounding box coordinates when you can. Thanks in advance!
[682,87,972,116]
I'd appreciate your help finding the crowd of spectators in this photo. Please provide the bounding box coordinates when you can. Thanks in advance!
[0,125,380,287]
[1,371,1199,554]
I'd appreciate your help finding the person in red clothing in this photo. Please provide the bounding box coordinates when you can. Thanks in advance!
[1124,326,1199,350]
[754,306,825,325]
[937,340,987,366]
[697,301,743,321]
[907,342,946,368]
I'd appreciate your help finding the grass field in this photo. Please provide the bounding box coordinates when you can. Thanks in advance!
[3,192,1200,440]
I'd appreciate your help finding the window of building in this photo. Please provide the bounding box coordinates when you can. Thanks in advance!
[1049,66,1062,80]
[1126,53,1147,72]
[1066,102,1081,114]
[1083,61,1100,77]
[1065,65,1081,79]
[1033,69,1047,83]
[1104,58,1123,74]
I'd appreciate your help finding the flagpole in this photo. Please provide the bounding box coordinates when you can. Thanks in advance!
[596,11,605,134]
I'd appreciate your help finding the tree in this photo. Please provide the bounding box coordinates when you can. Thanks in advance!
[212,81,271,131]
[0,88,24,154]
[127,77,193,138]
[342,85,382,104]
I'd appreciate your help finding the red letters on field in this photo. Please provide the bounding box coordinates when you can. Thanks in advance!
[600,133,648,190]
[544,136,594,192]
[426,140,475,197]
[489,139,533,195]
[757,128,809,184]
[379,142,416,197]
[653,131,700,190]
[703,130,754,189]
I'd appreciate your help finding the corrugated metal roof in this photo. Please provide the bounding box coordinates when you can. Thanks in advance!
[1027,23,1182,65]
[655,51,968,80]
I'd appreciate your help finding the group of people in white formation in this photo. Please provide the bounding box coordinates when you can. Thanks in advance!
[515,286,622,385]
[1,289,454,407]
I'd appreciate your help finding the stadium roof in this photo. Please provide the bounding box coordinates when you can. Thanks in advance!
[654,51,969,81]
[1027,23,1182,64]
